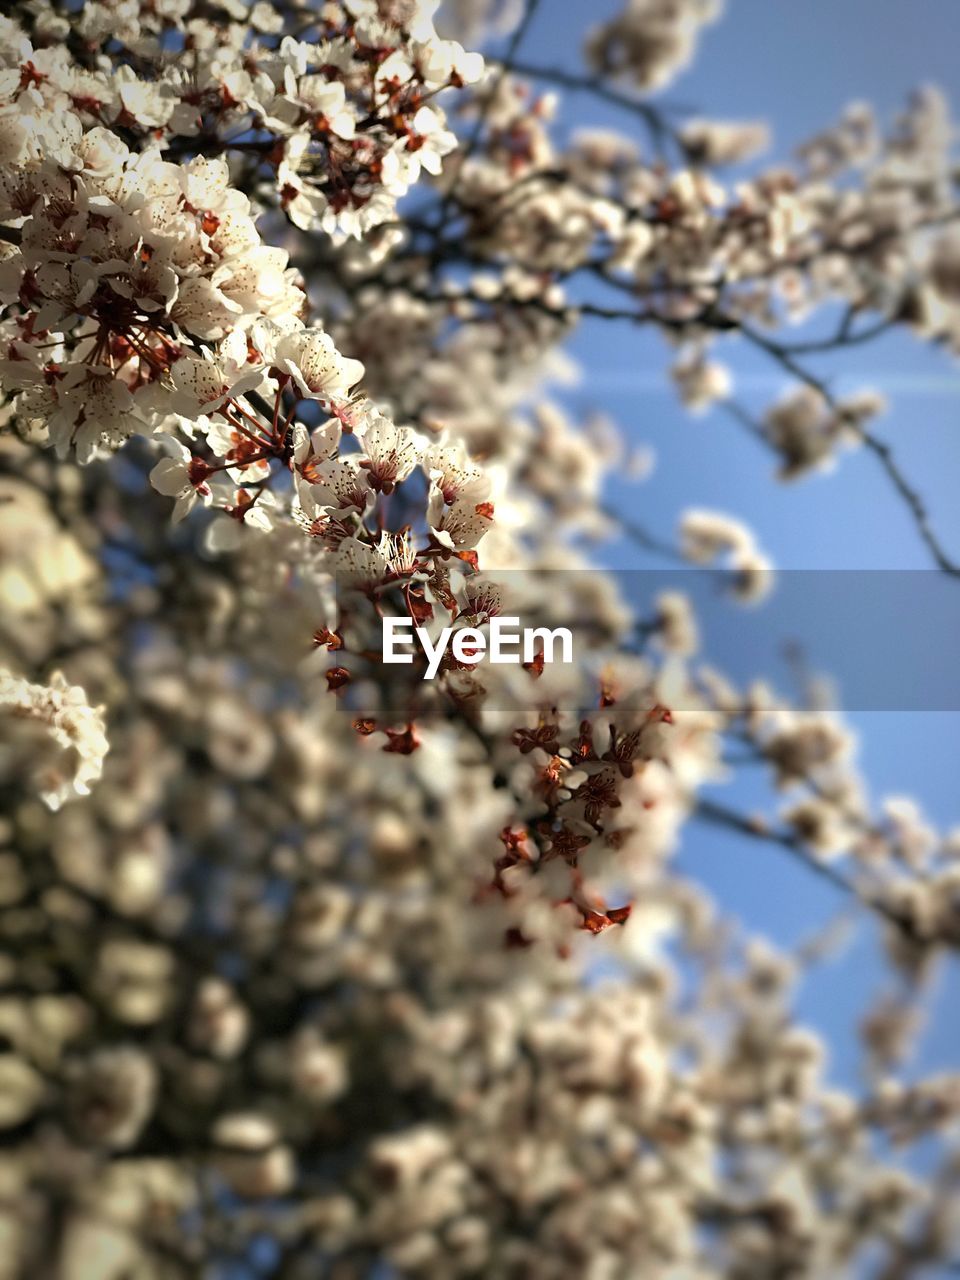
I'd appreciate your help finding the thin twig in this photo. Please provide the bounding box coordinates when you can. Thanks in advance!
[493,57,689,160]
[599,502,687,566]
[726,315,960,578]
[431,0,543,233]
[694,796,949,948]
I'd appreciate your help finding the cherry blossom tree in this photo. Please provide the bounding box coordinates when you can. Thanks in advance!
[0,0,959,1276]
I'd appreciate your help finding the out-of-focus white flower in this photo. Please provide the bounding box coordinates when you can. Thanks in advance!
[671,349,732,414]
[0,669,108,810]
[679,508,774,603]
[212,1113,295,1198]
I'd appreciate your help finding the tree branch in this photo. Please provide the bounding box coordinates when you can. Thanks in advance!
[432,0,543,232]
[730,317,960,578]
[694,796,952,949]
[491,57,689,160]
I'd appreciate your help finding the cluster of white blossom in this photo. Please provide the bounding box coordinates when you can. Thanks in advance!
[679,507,773,601]
[0,140,306,461]
[678,116,769,167]
[2,443,959,1273]
[585,0,723,94]
[0,0,958,1275]
[439,65,957,487]
[0,667,108,809]
[671,344,732,413]
[0,0,482,242]
[763,385,886,480]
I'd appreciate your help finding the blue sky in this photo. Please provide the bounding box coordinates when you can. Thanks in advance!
[502,1,960,1100]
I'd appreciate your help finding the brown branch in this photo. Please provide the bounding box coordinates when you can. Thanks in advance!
[492,57,689,161]
[730,317,960,578]
[600,503,688,566]
[772,312,897,356]
[694,796,954,950]
[431,0,543,233]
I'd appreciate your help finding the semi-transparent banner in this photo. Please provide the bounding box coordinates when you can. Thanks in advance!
[327,569,960,715]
